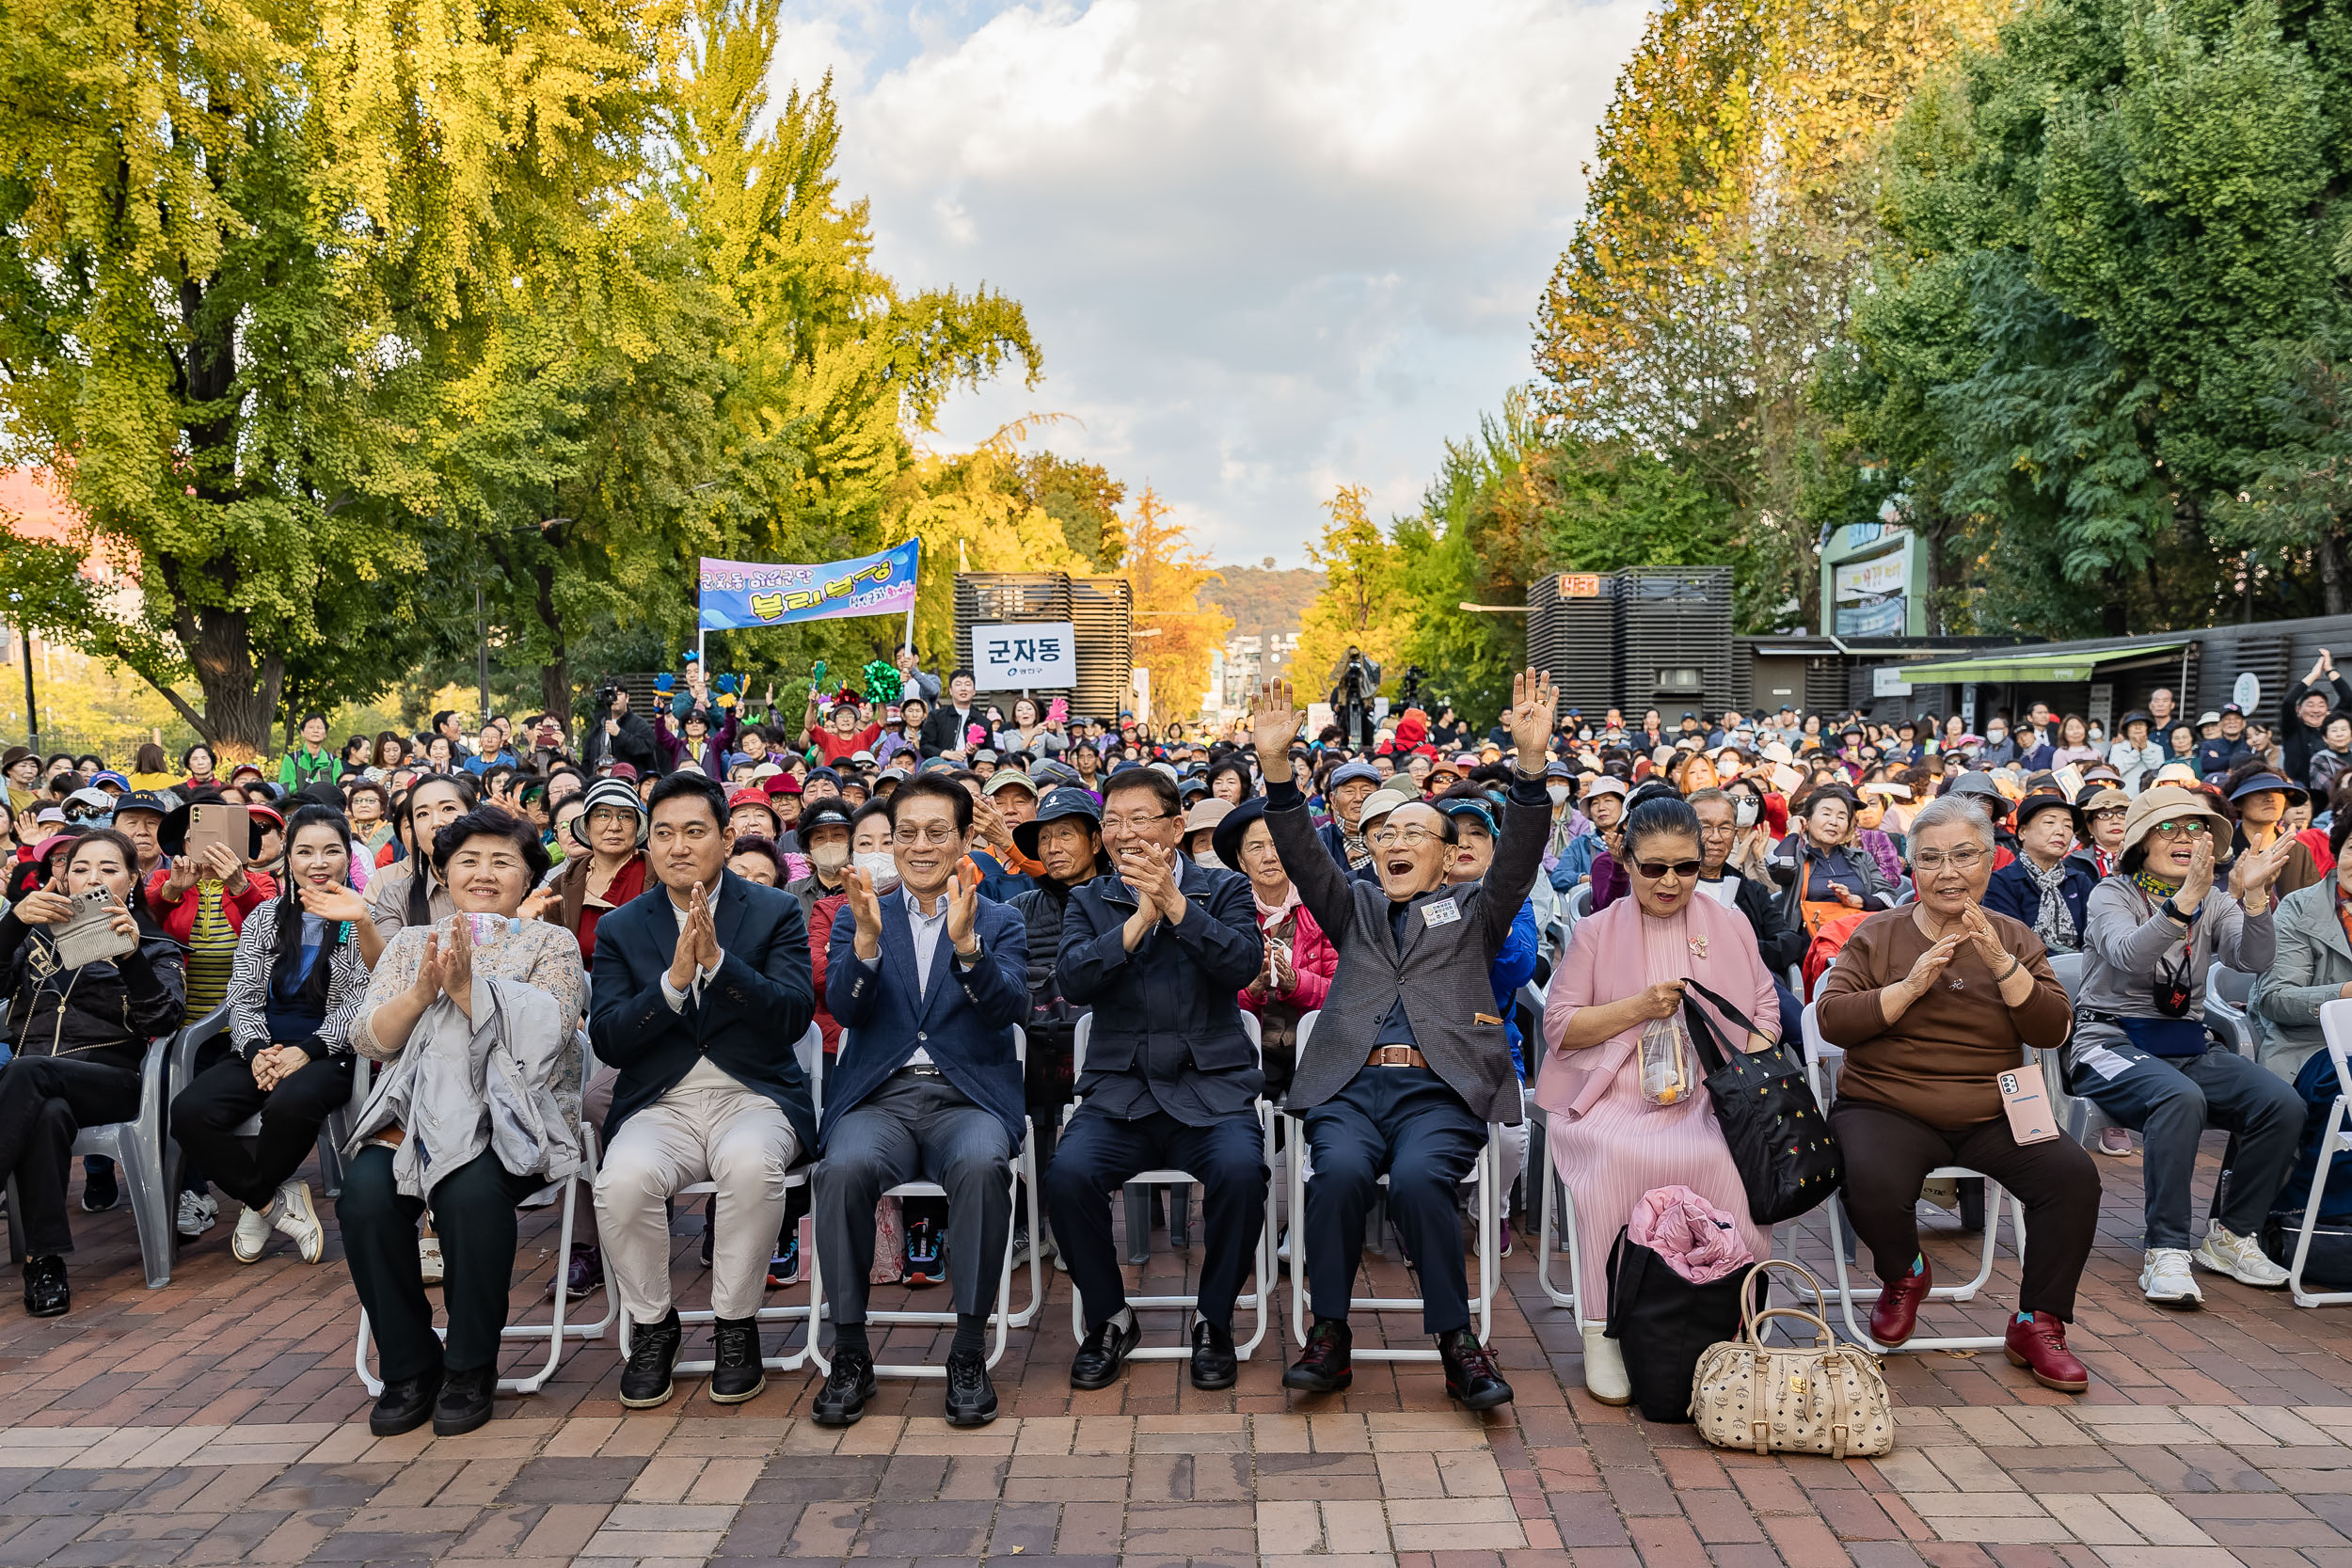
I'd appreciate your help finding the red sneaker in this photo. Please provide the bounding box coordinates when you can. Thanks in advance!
[2003,1311,2090,1393]
[1868,1257,1931,1347]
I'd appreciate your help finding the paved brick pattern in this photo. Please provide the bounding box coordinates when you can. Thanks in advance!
[0,1137,2349,1565]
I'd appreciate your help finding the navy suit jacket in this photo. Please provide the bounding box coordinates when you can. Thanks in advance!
[588,870,818,1158]
[822,889,1029,1149]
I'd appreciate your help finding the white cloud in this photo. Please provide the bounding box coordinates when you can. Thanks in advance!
[774,0,1652,564]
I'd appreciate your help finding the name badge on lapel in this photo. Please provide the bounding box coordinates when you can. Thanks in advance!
[1421,898,1462,929]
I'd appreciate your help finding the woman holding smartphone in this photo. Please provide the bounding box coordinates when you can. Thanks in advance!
[170,805,374,1265]
[0,830,187,1316]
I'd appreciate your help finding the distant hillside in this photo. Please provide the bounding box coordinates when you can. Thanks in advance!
[1201,562,1323,642]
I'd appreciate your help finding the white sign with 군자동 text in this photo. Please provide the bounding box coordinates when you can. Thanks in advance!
[972,622,1077,689]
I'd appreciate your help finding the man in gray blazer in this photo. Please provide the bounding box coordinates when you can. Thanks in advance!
[1249,669,1557,1410]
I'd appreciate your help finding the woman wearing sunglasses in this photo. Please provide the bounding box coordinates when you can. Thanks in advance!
[1537,793,1780,1407]
[2071,784,2300,1311]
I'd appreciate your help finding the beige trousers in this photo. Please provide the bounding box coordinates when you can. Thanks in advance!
[594,1074,798,1323]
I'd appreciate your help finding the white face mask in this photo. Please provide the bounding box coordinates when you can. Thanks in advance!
[809,841,850,876]
[1735,796,1760,827]
[853,849,900,893]
[1193,849,1222,868]
[1546,784,1571,805]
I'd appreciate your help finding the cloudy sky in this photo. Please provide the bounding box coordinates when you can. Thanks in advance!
[774,0,1653,566]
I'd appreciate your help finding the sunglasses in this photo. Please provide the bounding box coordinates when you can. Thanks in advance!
[1632,857,1703,879]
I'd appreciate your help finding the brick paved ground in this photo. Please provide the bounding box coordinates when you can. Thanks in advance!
[0,1132,2347,1566]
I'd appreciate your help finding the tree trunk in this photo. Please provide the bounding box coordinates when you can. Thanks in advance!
[2322,522,2346,617]
[532,555,573,723]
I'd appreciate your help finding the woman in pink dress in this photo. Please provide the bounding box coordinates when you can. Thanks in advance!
[1538,793,1779,1405]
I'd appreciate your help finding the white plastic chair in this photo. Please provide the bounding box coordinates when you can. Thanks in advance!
[6,1007,200,1291]
[1566,883,1595,925]
[2205,964,2259,1057]
[1803,1003,2025,1353]
[810,1025,1043,1381]
[1059,1013,1275,1363]
[2035,951,2120,1148]
[2284,999,2352,1307]
[613,1023,826,1378]
[1282,1011,1502,1362]
[355,1030,604,1397]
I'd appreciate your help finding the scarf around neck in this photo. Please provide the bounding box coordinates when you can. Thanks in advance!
[2025,855,2077,951]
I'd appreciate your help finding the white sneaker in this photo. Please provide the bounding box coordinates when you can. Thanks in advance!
[2098,1126,2133,1157]
[1581,1324,1631,1406]
[268,1180,325,1264]
[2139,1247,2203,1308]
[2194,1226,2291,1289]
[230,1204,273,1263]
[175,1191,218,1238]
[419,1234,444,1286]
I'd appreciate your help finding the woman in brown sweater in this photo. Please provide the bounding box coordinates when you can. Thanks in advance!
[1816,793,2100,1393]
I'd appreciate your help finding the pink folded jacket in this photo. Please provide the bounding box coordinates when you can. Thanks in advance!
[1628,1184,1754,1285]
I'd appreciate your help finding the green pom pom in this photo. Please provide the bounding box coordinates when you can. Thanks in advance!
[811,659,827,688]
[863,660,903,703]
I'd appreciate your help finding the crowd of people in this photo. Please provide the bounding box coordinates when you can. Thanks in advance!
[2,638,2347,1435]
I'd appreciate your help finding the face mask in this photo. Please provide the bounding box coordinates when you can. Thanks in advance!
[1736,797,1760,827]
[853,850,900,893]
[810,841,850,876]
[1193,849,1222,868]
[1987,728,2007,742]
[1546,784,1571,805]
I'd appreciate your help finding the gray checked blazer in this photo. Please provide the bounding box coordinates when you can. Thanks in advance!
[1264,771,1549,1124]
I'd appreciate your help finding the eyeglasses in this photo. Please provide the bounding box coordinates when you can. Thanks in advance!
[1632,858,1702,879]
[2149,819,2212,838]
[890,825,961,847]
[2088,807,2127,823]
[1914,847,1988,872]
[1368,826,1442,850]
[1099,812,1174,834]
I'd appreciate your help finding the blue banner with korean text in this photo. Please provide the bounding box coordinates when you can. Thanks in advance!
[697,541,921,630]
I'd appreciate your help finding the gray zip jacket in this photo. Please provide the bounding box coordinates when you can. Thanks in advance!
[2071,877,2274,1076]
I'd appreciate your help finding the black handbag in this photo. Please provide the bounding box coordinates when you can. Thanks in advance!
[1603,1225,1764,1423]
[1679,978,1842,1225]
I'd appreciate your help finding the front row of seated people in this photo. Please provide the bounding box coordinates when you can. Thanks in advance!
[4,705,2328,1429]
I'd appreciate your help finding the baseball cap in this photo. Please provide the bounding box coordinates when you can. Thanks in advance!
[1356,785,1421,831]
[111,790,171,817]
[982,769,1040,798]
[1326,759,1382,789]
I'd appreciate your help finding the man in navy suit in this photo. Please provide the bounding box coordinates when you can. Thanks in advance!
[813,772,1029,1428]
[1047,767,1266,1392]
[591,773,817,1411]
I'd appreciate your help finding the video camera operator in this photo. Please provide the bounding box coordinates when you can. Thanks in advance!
[1329,645,1381,752]
[585,682,660,780]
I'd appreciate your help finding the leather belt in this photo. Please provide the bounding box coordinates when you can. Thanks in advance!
[898,1063,946,1078]
[1365,1045,1430,1069]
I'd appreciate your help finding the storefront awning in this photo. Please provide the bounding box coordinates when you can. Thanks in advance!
[1899,641,2186,684]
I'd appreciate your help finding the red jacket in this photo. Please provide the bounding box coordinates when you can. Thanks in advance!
[807,887,850,1053]
[1238,896,1336,1014]
[145,864,276,943]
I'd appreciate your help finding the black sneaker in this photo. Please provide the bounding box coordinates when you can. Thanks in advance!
[1282,1317,1352,1393]
[1438,1328,1513,1411]
[370,1365,442,1436]
[79,1165,118,1213]
[1189,1318,1238,1391]
[547,1243,602,1302]
[433,1365,496,1436]
[619,1310,683,1409]
[904,1216,944,1287]
[1069,1312,1141,1390]
[945,1349,997,1427]
[22,1256,68,1319]
[709,1317,767,1404]
[768,1231,800,1290]
[811,1347,875,1427]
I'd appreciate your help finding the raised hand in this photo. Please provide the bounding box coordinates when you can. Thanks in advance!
[1504,667,1560,768]
[298,880,368,925]
[410,929,448,1006]
[946,856,982,951]
[2174,834,2217,911]
[2230,835,2294,900]
[13,887,74,926]
[845,863,885,958]
[442,914,476,1016]
[1250,679,1301,776]
[1957,901,2009,968]
[102,894,138,944]
[1899,932,1964,1001]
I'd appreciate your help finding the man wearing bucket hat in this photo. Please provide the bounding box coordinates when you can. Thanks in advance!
[2071,784,2302,1307]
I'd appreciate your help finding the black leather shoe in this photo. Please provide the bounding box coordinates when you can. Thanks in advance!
[1069,1313,1142,1390]
[944,1350,998,1426]
[1283,1317,1351,1393]
[369,1365,443,1436]
[1438,1328,1513,1411]
[619,1310,683,1409]
[21,1255,67,1319]
[709,1316,767,1404]
[1189,1318,1238,1391]
[433,1365,496,1436]
[812,1348,875,1427]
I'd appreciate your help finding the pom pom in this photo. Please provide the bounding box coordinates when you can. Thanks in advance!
[716,673,740,695]
[1046,697,1068,724]
[654,673,675,693]
[862,660,903,704]
[810,659,827,688]
[967,722,987,748]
